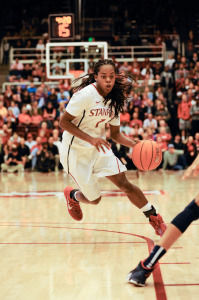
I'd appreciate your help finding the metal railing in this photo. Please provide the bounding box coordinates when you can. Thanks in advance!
[0,32,181,63]
[108,45,166,61]
[9,48,46,65]
[9,44,166,65]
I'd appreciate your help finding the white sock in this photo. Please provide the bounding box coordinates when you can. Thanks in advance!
[141,203,153,213]
[74,191,79,202]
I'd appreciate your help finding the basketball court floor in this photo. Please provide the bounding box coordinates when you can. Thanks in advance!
[0,170,198,300]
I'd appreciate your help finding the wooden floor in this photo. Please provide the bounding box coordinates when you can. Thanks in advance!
[0,170,198,300]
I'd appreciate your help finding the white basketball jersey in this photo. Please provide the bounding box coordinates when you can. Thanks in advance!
[62,83,120,148]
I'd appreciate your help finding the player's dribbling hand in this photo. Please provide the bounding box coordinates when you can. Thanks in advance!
[131,139,140,147]
[89,137,111,153]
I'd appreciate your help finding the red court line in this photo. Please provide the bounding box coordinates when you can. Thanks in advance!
[0,189,165,198]
[0,194,161,198]
[0,224,167,300]
[0,242,145,245]
[0,222,167,225]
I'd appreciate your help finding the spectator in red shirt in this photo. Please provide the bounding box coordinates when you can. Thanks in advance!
[38,121,51,141]
[130,112,143,128]
[156,127,172,149]
[120,107,131,124]
[177,94,191,140]
[156,135,168,152]
[18,106,31,125]
[31,108,43,126]
[38,129,48,144]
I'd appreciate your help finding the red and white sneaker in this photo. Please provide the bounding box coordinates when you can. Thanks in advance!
[149,214,167,236]
[64,187,83,221]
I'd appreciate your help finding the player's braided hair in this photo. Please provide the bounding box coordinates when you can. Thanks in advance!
[73,59,130,118]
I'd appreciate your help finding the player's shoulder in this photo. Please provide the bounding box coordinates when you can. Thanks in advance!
[73,84,98,102]
[81,83,97,96]
[74,84,95,96]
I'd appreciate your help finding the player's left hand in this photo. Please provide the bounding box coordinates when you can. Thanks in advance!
[131,139,140,147]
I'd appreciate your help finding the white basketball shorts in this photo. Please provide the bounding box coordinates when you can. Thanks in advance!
[60,140,127,201]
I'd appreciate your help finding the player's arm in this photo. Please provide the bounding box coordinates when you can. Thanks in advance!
[182,154,199,179]
[59,111,110,152]
[109,124,137,148]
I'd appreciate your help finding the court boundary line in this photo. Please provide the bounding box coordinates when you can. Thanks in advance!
[0,189,165,197]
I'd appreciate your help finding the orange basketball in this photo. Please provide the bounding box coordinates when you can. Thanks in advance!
[132,140,162,171]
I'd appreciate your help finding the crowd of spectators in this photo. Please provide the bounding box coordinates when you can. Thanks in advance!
[0,73,71,172]
[104,50,199,171]
[0,31,199,173]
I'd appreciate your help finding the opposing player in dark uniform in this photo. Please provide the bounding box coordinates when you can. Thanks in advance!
[127,154,199,286]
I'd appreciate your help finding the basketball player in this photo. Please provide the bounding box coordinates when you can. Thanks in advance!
[127,153,199,286]
[59,59,166,236]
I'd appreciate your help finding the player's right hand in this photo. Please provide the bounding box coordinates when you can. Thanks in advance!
[89,137,111,153]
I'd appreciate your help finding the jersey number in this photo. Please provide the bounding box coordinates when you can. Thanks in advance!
[95,119,106,128]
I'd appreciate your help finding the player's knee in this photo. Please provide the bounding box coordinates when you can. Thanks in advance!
[118,180,133,194]
[171,199,199,233]
[91,196,101,205]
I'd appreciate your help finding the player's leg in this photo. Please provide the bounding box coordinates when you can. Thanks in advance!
[127,193,199,286]
[61,144,104,220]
[65,187,101,205]
[64,166,102,221]
[159,192,199,249]
[68,189,101,205]
[106,172,167,236]
[64,186,101,221]
[107,172,147,208]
